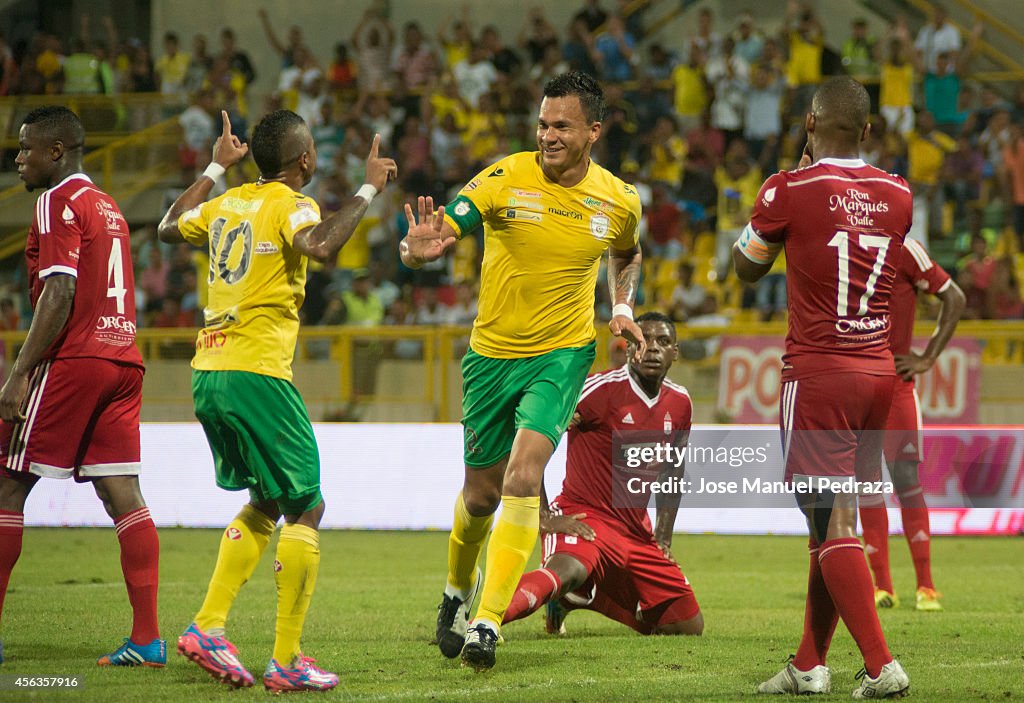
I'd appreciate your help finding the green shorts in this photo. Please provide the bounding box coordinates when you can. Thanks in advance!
[461,342,596,468]
[192,370,322,514]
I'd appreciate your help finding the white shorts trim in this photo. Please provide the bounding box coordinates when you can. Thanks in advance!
[28,461,74,479]
[78,462,142,477]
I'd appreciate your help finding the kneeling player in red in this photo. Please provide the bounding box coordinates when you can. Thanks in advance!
[735,78,910,698]
[502,312,703,636]
[0,107,162,667]
[859,238,964,611]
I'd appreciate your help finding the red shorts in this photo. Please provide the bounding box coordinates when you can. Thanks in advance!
[780,372,896,482]
[883,380,922,465]
[544,498,700,631]
[0,358,142,481]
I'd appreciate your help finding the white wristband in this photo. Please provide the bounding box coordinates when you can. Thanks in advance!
[355,183,378,203]
[612,303,633,320]
[202,162,225,182]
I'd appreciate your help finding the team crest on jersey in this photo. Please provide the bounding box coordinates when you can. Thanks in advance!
[454,201,471,217]
[664,412,672,434]
[61,205,75,223]
[464,178,482,192]
[761,187,776,207]
[590,214,610,239]
[226,527,242,540]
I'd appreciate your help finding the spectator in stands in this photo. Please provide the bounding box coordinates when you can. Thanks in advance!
[437,10,473,68]
[744,61,784,174]
[705,37,749,148]
[519,8,559,67]
[0,33,16,96]
[979,107,1012,171]
[35,34,65,94]
[943,133,984,228]
[880,20,920,136]
[962,231,996,303]
[645,183,684,260]
[841,18,878,82]
[755,255,787,322]
[480,25,522,79]
[128,42,158,92]
[328,43,357,90]
[669,262,707,322]
[915,3,961,74]
[784,0,824,117]
[608,337,628,368]
[304,259,339,326]
[63,39,110,94]
[690,7,722,61]
[178,89,216,177]
[923,22,982,134]
[353,7,394,91]
[907,111,955,247]
[574,0,608,33]
[341,269,385,326]
[648,115,686,190]
[1003,123,1024,245]
[1012,86,1024,125]
[644,43,676,82]
[563,17,598,77]
[529,43,569,98]
[714,146,761,278]
[449,282,478,325]
[153,296,193,328]
[257,8,306,68]
[219,28,256,86]
[732,13,764,65]
[454,42,498,109]
[156,32,190,99]
[592,13,636,83]
[0,299,19,332]
[685,110,724,173]
[394,22,438,93]
[672,43,708,135]
[185,34,212,94]
[988,257,1024,320]
[972,87,1006,136]
[369,261,401,311]
[415,286,453,325]
[276,44,319,113]
[204,55,247,133]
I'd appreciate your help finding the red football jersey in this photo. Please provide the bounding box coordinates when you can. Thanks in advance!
[888,237,951,357]
[25,173,143,368]
[750,157,913,380]
[558,366,692,539]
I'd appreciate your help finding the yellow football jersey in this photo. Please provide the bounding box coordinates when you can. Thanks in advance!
[444,152,642,359]
[177,181,321,380]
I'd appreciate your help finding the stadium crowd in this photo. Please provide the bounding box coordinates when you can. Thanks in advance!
[2,0,1024,331]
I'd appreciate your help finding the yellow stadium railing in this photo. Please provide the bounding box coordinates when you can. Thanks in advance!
[0,321,1020,422]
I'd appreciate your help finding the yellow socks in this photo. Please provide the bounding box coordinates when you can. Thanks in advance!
[474,495,540,628]
[196,504,276,633]
[272,523,321,665]
[446,491,494,597]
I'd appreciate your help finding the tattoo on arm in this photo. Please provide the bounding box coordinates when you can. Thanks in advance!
[608,245,642,306]
[294,196,370,262]
[158,177,216,243]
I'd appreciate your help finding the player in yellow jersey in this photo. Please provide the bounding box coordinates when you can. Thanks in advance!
[401,71,645,671]
[157,111,396,692]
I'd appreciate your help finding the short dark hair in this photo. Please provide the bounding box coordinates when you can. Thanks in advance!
[812,76,870,136]
[22,106,85,149]
[636,310,676,338]
[543,71,606,123]
[165,32,179,44]
[251,109,306,175]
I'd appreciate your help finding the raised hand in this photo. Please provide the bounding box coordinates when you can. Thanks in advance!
[365,133,398,192]
[212,110,249,169]
[399,196,457,268]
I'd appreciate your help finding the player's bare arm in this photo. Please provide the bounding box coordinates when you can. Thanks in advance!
[292,134,397,262]
[894,280,966,381]
[0,274,75,422]
[654,453,685,560]
[607,244,646,360]
[399,196,458,268]
[158,110,249,244]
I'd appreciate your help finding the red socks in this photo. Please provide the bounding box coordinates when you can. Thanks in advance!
[114,507,160,644]
[792,539,839,671]
[0,510,24,625]
[858,494,893,593]
[818,537,892,678]
[502,568,561,625]
[898,485,934,590]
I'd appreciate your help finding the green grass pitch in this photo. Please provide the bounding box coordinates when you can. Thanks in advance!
[1,529,1021,702]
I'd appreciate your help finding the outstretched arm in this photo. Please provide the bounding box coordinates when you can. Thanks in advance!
[159,111,248,243]
[607,244,646,360]
[257,8,286,56]
[895,280,966,381]
[293,135,398,262]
